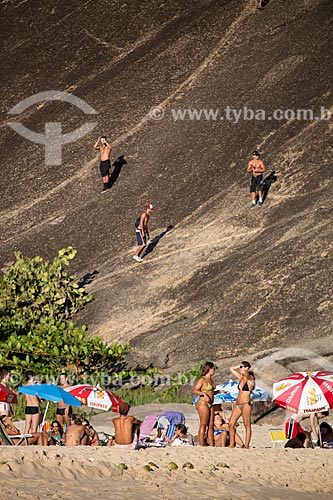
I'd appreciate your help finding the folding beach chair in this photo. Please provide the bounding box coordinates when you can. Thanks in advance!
[138,414,159,447]
[0,417,33,446]
[269,428,287,448]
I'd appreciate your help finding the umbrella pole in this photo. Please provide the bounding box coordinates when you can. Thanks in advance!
[317,414,322,448]
[88,406,93,423]
[40,401,49,431]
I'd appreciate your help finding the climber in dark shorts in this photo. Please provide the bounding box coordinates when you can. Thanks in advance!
[93,135,112,193]
[247,150,267,208]
[133,204,153,262]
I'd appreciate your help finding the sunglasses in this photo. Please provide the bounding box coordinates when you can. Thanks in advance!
[239,365,246,368]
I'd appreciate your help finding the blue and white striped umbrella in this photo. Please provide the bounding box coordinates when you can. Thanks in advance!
[214,380,272,404]
[192,380,271,405]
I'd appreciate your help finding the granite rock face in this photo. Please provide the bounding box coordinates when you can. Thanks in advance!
[1,0,332,370]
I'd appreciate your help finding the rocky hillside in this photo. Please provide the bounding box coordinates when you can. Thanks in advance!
[1,0,332,372]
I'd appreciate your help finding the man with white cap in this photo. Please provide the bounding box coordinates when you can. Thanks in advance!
[133,204,153,262]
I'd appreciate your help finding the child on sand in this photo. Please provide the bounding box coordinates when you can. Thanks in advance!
[170,424,194,446]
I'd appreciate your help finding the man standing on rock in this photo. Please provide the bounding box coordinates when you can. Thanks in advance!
[93,135,112,193]
[247,150,267,208]
[133,204,153,262]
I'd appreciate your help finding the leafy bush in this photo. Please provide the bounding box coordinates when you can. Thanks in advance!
[0,247,128,377]
[0,247,90,338]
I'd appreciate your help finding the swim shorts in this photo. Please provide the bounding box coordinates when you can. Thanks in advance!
[100,159,111,177]
[25,406,41,415]
[136,229,146,246]
[56,406,72,416]
[250,174,263,193]
[285,418,304,439]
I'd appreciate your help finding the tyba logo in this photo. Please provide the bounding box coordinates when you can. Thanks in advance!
[7,90,98,166]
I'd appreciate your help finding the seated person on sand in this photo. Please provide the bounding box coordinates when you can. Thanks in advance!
[47,420,65,446]
[212,405,227,422]
[285,432,308,449]
[214,412,229,447]
[310,411,330,444]
[80,418,91,445]
[87,425,99,446]
[112,402,141,449]
[214,412,244,447]
[3,415,49,446]
[320,422,333,447]
[169,424,194,446]
[64,414,90,446]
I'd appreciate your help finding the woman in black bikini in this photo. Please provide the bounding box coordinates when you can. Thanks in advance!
[228,361,255,448]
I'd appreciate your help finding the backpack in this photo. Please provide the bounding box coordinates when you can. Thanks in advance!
[134,217,140,228]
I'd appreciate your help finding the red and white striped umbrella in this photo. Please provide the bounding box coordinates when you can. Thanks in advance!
[0,384,17,404]
[273,371,333,414]
[64,385,123,412]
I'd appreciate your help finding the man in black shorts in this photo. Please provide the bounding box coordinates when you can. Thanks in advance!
[93,135,112,193]
[247,150,267,208]
[56,373,72,426]
[22,371,41,434]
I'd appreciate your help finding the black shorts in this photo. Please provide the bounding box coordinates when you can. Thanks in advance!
[56,406,72,416]
[250,174,263,193]
[25,406,40,415]
[100,159,111,177]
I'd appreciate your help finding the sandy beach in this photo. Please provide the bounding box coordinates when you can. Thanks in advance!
[1,1,332,499]
[1,404,332,500]
[0,446,332,500]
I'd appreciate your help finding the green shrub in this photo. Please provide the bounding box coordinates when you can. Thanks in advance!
[0,247,128,377]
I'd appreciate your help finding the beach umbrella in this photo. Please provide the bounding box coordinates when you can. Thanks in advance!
[192,380,271,405]
[19,384,82,406]
[0,384,18,404]
[64,385,123,412]
[18,383,81,428]
[213,380,272,405]
[157,411,185,426]
[273,371,333,414]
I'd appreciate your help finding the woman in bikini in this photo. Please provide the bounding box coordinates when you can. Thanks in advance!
[228,360,255,448]
[48,421,65,446]
[193,361,216,446]
[214,412,229,447]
